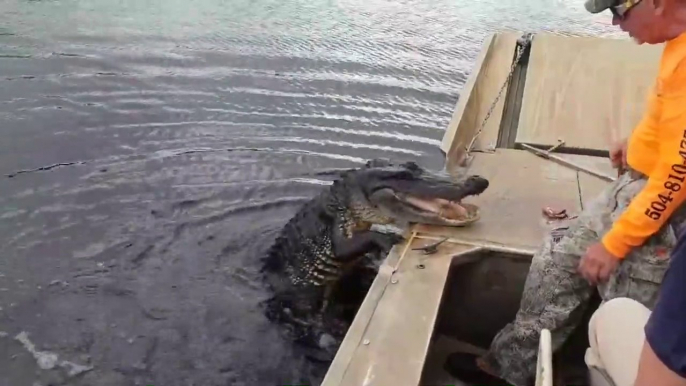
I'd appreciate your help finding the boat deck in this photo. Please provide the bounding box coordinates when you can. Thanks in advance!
[322,31,664,386]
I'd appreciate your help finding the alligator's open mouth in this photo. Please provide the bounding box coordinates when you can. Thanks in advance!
[401,195,480,226]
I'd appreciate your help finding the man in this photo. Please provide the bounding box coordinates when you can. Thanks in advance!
[445,1,686,385]
[587,228,686,386]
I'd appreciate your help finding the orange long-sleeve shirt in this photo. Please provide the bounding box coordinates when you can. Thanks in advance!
[602,33,686,259]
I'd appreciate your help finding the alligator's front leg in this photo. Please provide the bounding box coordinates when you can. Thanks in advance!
[330,220,405,263]
[319,221,404,314]
[302,221,405,338]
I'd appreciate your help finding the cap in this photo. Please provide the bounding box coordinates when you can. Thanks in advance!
[584,0,618,13]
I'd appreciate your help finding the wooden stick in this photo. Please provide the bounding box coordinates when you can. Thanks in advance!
[392,231,418,274]
[520,143,615,182]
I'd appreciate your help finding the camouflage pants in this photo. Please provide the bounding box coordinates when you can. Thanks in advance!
[481,171,686,386]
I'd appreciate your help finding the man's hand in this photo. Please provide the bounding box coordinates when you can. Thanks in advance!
[609,138,629,171]
[578,242,621,285]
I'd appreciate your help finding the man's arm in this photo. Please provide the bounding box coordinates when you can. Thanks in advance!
[636,233,686,385]
[635,340,686,386]
[602,90,686,258]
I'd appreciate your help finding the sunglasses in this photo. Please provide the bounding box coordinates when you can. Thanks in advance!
[609,0,643,20]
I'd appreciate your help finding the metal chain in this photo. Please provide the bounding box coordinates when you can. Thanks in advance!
[464,33,533,156]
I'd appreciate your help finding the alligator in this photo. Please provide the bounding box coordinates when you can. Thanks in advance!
[260,158,489,350]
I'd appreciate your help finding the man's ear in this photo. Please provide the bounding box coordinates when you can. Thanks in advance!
[651,0,666,16]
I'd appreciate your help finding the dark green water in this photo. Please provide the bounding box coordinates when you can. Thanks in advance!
[0,0,619,385]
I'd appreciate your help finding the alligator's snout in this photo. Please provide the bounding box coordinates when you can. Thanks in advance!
[387,173,490,226]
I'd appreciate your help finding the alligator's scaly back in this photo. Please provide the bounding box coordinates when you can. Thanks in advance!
[262,190,333,276]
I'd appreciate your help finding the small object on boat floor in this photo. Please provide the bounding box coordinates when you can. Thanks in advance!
[542,206,568,220]
[412,237,449,255]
